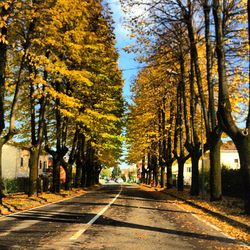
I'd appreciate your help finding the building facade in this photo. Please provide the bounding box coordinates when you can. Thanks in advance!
[2,144,49,179]
[172,141,240,185]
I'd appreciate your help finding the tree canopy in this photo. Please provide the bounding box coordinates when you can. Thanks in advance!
[0,0,124,198]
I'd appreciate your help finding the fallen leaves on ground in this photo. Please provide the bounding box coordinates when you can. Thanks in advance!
[0,188,90,216]
[140,184,250,245]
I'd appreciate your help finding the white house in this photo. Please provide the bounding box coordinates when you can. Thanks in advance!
[220,141,240,169]
[172,163,192,186]
[2,144,49,179]
[172,141,240,185]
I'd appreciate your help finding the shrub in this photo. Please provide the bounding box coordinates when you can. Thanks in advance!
[4,178,29,194]
[199,170,210,193]
[197,165,243,198]
[221,165,243,198]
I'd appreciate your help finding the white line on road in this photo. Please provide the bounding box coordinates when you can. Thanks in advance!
[70,185,123,240]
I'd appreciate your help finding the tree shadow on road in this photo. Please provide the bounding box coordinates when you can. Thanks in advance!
[95,215,239,245]
[111,203,195,214]
[49,201,195,214]
[7,211,241,245]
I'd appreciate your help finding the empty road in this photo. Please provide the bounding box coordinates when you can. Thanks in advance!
[0,184,246,249]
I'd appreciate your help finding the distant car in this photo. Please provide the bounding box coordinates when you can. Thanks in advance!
[115,178,124,183]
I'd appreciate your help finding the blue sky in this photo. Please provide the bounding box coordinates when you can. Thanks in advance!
[106,0,139,103]
[105,1,144,168]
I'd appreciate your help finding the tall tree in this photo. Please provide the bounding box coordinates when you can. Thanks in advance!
[213,0,250,214]
[0,0,35,199]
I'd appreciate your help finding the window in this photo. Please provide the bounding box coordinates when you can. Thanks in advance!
[39,160,42,169]
[234,159,239,163]
[20,157,24,167]
[186,167,191,173]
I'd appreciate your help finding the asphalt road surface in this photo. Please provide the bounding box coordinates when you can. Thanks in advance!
[0,184,247,249]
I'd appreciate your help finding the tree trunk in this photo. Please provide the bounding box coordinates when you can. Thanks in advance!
[213,0,250,213]
[95,166,101,185]
[190,153,200,196]
[203,0,222,202]
[210,135,222,201]
[152,154,158,186]
[235,138,250,214]
[86,166,92,187]
[0,5,28,202]
[160,166,166,188]
[0,10,7,136]
[92,163,98,186]
[177,159,184,191]
[65,163,72,190]
[29,146,40,196]
[65,128,78,190]
[81,163,86,187]
[75,162,82,188]
[0,19,7,200]
[158,105,166,188]
[166,162,173,189]
[165,102,175,190]
[95,174,99,185]
[80,145,86,187]
[141,156,146,184]
[85,143,93,187]
[186,11,209,137]
[29,66,48,196]
[86,155,93,187]
[0,143,5,201]
[148,170,152,185]
[52,156,61,193]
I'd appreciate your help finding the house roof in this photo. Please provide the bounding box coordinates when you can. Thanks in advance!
[6,142,48,155]
[221,141,236,150]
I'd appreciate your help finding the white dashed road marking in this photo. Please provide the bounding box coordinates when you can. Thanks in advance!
[70,185,123,240]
